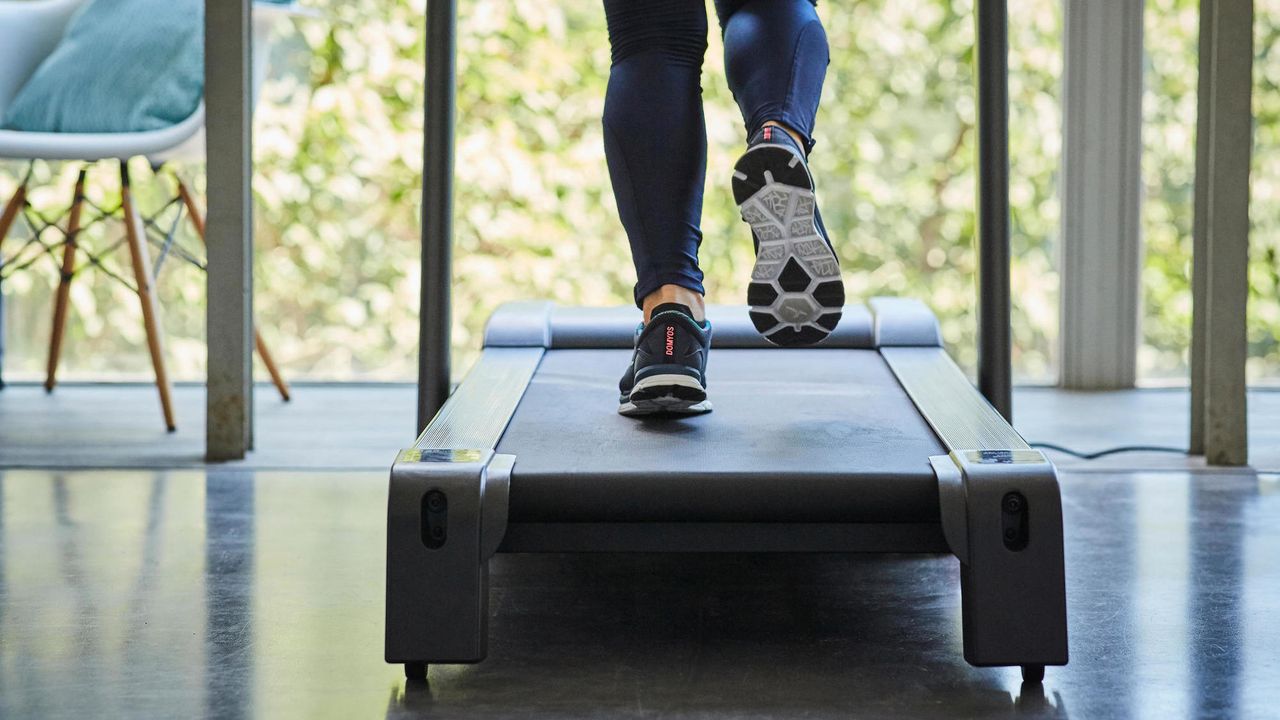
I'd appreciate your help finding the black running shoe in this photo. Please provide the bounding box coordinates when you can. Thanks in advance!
[618,303,712,417]
[732,125,844,346]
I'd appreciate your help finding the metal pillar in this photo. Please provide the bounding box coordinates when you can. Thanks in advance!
[205,0,255,460]
[1060,0,1144,389]
[418,0,458,435]
[1190,0,1252,466]
[975,0,1012,421]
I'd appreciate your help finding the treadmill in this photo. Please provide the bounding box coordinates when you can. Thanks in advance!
[386,0,1068,685]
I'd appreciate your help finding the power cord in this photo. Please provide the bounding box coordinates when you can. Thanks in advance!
[1029,442,1188,460]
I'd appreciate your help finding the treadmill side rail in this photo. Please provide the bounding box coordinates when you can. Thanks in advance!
[893,346,1068,668]
[386,448,509,664]
[942,450,1070,666]
[415,347,544,451]
[935,451,1069,668]
[881,346,1028,452]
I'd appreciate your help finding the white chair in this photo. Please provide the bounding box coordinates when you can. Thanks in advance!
[0,0,302,429]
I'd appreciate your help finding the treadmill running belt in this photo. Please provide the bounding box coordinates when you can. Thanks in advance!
[495,349,947,523]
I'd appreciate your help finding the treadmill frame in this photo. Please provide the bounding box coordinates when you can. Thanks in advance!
[395,0,1064,680]
[386,301,1068,673]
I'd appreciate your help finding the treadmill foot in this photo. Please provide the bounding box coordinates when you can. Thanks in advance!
[1020,664,1045,684]
[405,662,428,681]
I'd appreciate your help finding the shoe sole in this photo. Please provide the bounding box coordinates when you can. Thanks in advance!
[732,144,844,347]
[618,373,712,417]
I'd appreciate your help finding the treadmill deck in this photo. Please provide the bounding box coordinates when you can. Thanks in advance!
[495,348,946,523]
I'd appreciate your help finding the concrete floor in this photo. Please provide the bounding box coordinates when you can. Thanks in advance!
[0,382,416,470]
[2,383,1279,471]
[1,386,1278,719]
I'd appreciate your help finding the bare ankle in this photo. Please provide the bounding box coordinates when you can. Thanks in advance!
[642,285,706,323]
[762,120,805,151]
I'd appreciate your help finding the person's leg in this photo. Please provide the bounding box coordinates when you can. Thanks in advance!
[603,0,709,323]
[715,0,844,346]
[715,0,828,152]
[604,0,714,416]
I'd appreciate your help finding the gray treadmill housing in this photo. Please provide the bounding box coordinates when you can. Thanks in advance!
[387,302,1067,671]
[482,300,933,350]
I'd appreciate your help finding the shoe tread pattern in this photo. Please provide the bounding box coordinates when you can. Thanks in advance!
[733,145,845,347]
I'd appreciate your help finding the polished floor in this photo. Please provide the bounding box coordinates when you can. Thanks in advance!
[0,382,415,469]
[2,386,1279,719]
[1,467,1277,719]
[2,382,1279,471]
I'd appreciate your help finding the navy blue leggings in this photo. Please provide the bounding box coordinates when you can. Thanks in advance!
[602,0,828,306]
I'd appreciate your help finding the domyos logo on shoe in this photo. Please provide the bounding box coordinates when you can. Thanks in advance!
[665,326,675,356]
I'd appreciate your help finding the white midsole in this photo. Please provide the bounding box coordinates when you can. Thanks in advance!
[631,373,704,393]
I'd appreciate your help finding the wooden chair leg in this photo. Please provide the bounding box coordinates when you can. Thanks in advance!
[254,329,291,401]
[45,169,88,393]
[0,177,30,391]
[176,176,291,402]
[122,161,177,431]
[0,179,26,247]
[175,178,205,237]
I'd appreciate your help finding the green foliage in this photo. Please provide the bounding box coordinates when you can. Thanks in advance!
[0,0,1275,383]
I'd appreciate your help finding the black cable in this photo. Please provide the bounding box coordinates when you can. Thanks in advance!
[1029,442,1188,460]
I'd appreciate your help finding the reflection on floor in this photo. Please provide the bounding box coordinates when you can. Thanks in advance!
[0,468,1276,719]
